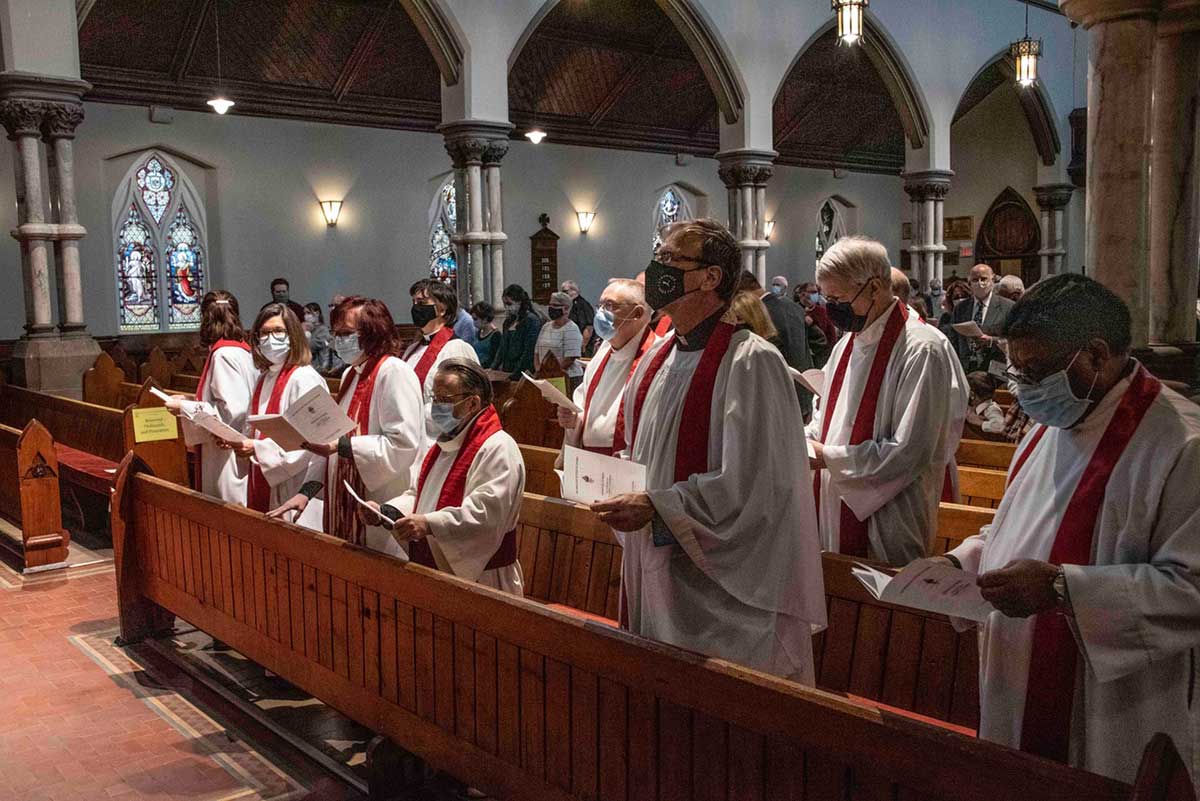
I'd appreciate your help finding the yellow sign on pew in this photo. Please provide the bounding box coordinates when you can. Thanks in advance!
[132,407,179,443]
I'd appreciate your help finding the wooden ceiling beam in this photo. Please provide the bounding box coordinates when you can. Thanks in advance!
[685,98,716,137]
[169,0,214,83]
[587,24,673,127]
[533,27,693,63]
[333,0,395,102]
[774,95,825,146]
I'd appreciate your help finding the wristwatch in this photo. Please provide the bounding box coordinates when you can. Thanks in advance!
[1051,566,1070,612]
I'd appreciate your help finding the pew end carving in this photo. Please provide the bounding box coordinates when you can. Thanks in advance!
[0,420,69,570]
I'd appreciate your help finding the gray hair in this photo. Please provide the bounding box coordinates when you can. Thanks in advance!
[550,291,572,307]
[771,275,789,288]
[816,235,891,287]
[605,278,650,314]
[890,267,911,303]
[561,280,579,293]
[438,358,493,405]
[998,274,1025,293]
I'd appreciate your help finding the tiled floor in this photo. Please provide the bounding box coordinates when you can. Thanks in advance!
[0,565,357,801]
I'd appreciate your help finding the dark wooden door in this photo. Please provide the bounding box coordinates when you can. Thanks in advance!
[974,187,1041,286]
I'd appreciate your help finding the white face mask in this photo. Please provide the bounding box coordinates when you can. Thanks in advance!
[258,332,291,366]
[334,333,362,364]
[304,313,318,324]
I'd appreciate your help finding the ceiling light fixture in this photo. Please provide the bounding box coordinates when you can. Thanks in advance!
[1010,1,1042,88]
[525,128,547,144]
[207,1,235,114]
[319,200,343,226]
[576,211,596,234]
[832,0,867,46]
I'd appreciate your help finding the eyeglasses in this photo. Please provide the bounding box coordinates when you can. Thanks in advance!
[654,247,708,267]
[1003,349,1081,387]
[431,392,472,404]
[822,277,874,305]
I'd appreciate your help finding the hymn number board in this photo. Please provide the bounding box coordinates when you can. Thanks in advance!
[530,214,560,305]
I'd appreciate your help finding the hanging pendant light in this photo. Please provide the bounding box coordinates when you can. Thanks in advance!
[207,0,235,114]
[832,0,868,46]
[525,129,547,144]
[1010,1,1042,88]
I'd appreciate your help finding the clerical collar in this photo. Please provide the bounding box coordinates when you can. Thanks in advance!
[438,408,484,448]
[675,306,728,352]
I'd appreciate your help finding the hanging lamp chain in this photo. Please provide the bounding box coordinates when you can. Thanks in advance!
[215,0,223,91]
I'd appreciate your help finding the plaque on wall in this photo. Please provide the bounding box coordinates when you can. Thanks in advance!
[901,222,912,241]
[530,213,560,306]
[944,216,974,241]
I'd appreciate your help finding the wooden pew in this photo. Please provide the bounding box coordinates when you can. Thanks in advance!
[111,462,1187,801]
[519,444,560,497]
[957,438,1017,470]
[0,420,69,570]
[959,466,1007,508]
[935,502,994,555]
[84,352,194,409]
[499,379,564,449]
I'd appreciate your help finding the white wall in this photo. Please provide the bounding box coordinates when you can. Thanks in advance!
[0,101,901,338]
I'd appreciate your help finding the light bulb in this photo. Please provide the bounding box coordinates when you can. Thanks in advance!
[525,129,547,144]
[207,97,235,115]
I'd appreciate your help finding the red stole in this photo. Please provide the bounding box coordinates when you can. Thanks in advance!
[579,325,656,455]
[193,339,253,492]
[408,326,455,387]
[814,302,909,557]
[407,405,516,571]
[629,321,737,483]
[246,365,298,513]
[1007,365,1161,763]
[653,315,673,337]
[326,356,389,545]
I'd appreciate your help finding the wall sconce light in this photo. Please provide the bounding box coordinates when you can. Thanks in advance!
[576,211,596,234]
[319,200,343,226]
[765,220,776,240]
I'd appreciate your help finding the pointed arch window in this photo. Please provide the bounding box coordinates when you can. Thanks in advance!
[113,152,209,332]
[652,186,696,251]
[429,180,457,287]
[815,198,850,267]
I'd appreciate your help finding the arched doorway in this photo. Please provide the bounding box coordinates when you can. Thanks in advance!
[974,187,1041,286]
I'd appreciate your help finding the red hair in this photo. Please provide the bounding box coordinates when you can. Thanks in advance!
[331,295,398,358]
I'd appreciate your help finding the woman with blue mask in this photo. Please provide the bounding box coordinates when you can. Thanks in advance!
[557,279,657,455]
[218,303,329,519]
[357,359,525,596]
[268,296,425,554]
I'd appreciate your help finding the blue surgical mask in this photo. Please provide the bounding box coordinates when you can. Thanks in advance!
[808,292,822,305]
[1013,350,1098,429]
[593,308,618,341]
[258,332,291,366]
[334,333,361,364]
[430,400,464,435]
[770,285,784,296]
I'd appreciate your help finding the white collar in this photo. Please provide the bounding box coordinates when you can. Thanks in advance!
[854,299,899,348]
[1068,360,1140,436]
[437,409,484,452]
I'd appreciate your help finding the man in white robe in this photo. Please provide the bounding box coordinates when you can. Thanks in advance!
[592,218,826,684]
[557,279,656,455]
[806,238,967,566]
[363,360,524,594]
[940,274,1200,782]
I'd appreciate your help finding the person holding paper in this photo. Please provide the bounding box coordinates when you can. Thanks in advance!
[805,237,967,567]
[937,275,1200,782]
[557,279,656,456]
[168,291,257,502]
[591,218,826,684]
[404,280,479,454]
[269,297,425,550]
[362,360,525,593]
[225,303,328,518]
[941,263,1013,374]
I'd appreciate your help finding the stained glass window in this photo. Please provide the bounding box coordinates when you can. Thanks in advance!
[136,156,175,224]
[165,207,205,329]
[116,205,160,331]
[429,182,457,286]
[653,188,683,251]
[816,199,848,267]
[115,152,208,333]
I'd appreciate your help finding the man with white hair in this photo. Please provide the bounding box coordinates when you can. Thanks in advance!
[593,218,826,683]
[942,263,1014,373]
[996,274,1025,302]
[769,275,789,296]
[890,267,912,306]
[807,236,968,566]
[557,279,658,454]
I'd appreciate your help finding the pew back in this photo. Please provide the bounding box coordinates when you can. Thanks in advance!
[956,439,1016,470]
[500,380,565,449]
[0,420,68,568]
[958,466,1007,508]
[935,502,994,555]
[84,353,194,409]
[112,465,1136,801]
[0,382,125,462]
[519,444,560,498]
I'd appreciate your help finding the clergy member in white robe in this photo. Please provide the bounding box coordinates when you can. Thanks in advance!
[365,360,524,594]
[269,297,425,552]
[403,279,478,457]
[806,238,967,567]
[592,218,826,684]
[941,274,1200,783]
[172,291,258,503]
[558,278,657,455]
[226,303,328,522]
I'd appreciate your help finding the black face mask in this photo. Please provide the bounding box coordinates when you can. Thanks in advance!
[645,259,705,312]
[826,279,875,333]
[411,303,438,328]
[548,307,566,321]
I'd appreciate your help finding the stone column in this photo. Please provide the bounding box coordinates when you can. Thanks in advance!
[905,186,928,288]
[1060,0,1160,346]
[42,102,88,334]
[717,149,775,285]
[1149,20,1200,342]
[440,121,513,307]
[903,171,952,290]
[1034,183,1075,278]
[1,99,54,337]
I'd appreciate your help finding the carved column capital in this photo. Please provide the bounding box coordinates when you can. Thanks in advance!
[40,103,85,140]
[716,148,777,188]
[1034,183,1076,210]
[902,169,953,202]
[481,139,509,166]
[0,99,47,140]
[438,119,514,168]
[443,137,488,167]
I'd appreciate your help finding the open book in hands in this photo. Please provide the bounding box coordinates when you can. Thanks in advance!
[152,388,242,447]
[248,385,356,451]
[852,558,994,622]
[522,372,582,413]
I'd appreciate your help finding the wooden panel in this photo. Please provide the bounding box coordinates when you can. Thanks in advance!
[303,564,319,660]
[380,594,399,704]
[570,668,599,800]
[532,531,556,601]
[764,737,803,801]
[955,439,1016,470]
[396,600,416,711]
[692,712,727,801]
[585,543,613,617]
[879,612,923,711]
[913,621,958,721]
[520,649,546,779]
[818,598,859,692]
[848,604,891,700]
[657,699,692,801]
[331,576,349,680]
[475,632,499,755]
[728,726,764,801]
[363,590,381,695]
[455,624,477,743]
[549,533,575,604]
[435,617,456,731]
[347,582,363,687]
[289,558,305,654]
[414,608,436,721]
[545,658,572,791]
[625,687,654,801]
[497,639,522,765]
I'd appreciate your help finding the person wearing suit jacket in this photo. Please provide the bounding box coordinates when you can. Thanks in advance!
[941,263,1014,374]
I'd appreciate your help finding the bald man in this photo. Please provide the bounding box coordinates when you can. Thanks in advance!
[890,267,912,305]
[941,263,1013,373]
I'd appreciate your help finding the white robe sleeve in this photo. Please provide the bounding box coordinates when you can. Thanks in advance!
[645,338,825,627]
[351,358,425,492]
[206,350,255,433]
[804,342,842,441]
[251,366,327,487]
[423,436,526,582]
[820,340,955,521]
[1064,436,1200,683]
